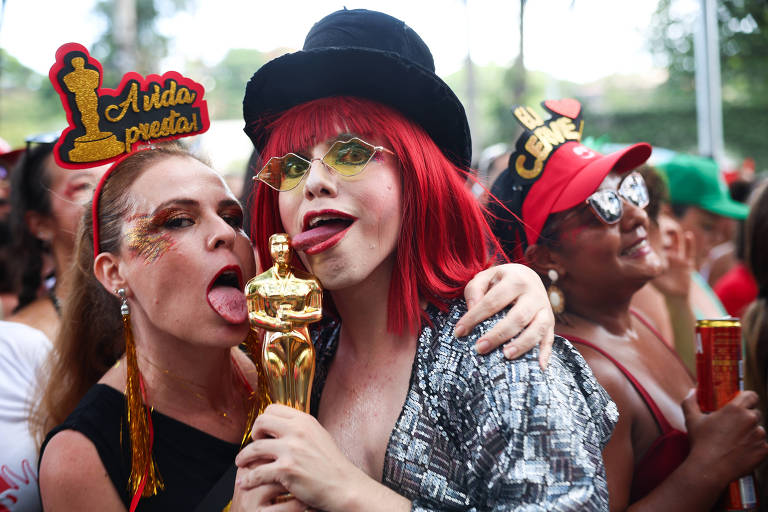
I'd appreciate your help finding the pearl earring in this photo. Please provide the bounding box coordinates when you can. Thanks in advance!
[547,269,565,314]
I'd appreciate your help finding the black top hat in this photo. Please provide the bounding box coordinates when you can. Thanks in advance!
[243,8,472,168]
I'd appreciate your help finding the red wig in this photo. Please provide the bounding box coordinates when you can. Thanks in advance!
[251,96,504,334]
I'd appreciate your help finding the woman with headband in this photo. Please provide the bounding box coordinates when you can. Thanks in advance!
[233,9,616,511]
[37,143,265,511]
[489,99,768,510]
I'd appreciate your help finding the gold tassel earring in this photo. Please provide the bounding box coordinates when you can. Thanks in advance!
[118,288,163,509]
[547,269,565,314]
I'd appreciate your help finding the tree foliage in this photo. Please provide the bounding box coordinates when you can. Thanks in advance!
[92,0,193,85]
[0,50,66,146]
[206,49,269,119]
[649,0,768,105]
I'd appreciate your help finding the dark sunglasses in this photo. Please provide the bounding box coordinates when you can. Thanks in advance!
[25,132,59,151]
[585,171,649,224]
[256,137,394,192]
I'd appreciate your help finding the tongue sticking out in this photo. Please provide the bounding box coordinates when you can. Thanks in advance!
[292,221,350,252]
[207,287,247,324]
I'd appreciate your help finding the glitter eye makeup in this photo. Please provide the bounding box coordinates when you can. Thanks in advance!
[125,213,176,264]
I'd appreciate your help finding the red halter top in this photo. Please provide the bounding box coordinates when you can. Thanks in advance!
[564,310,691,502]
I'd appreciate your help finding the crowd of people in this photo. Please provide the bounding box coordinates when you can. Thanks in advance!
[1,7,767,512]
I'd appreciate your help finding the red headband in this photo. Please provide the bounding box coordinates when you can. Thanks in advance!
[91,147,152,256]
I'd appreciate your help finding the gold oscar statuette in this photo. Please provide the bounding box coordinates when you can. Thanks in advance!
[245,233,322,413]
[63,56,124,162]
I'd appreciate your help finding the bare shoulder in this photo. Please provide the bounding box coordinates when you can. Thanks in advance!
[39,430,126,511]
[571,343,639,418]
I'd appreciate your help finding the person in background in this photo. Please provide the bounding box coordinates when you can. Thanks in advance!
[238,148,260,248]
[0,143,23,318]
[490,100,767,510]
[629,165,676,344]
[711,178,762,318]
[657,153,748,319]
[0,136,108,511]
[742,181,768,505]
[630,165,697,372]
[706,178,753,288]
[7,136,109,340]
[472,142,510,203]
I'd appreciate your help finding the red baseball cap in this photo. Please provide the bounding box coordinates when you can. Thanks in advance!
[488,99,651,260]
[521,140,651,247]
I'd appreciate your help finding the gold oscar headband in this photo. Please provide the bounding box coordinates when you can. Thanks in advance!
[49,42,209,169]
[46,43,210,254]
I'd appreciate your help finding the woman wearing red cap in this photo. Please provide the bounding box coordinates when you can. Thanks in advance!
[489,99,768,510]
[233,10,617,512]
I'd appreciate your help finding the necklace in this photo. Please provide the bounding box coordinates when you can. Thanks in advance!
[139,355,253,420]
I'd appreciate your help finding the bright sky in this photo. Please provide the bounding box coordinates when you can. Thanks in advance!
[1,0,665,83]
[1,0,678,173]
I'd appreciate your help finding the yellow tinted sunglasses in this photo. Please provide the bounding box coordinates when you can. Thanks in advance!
[256,137,394,192]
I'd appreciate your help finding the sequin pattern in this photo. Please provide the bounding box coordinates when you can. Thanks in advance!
[311,300,617,511]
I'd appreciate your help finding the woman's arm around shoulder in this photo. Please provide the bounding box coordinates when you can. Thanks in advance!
[458,263,554,368]
[39,430,126,511]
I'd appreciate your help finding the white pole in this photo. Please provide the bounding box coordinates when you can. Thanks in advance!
[114,0,137,74]
[463,0,480,161]
[694,0,724,162]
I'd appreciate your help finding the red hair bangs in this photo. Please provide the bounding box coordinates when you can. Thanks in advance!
[252,96,503,334]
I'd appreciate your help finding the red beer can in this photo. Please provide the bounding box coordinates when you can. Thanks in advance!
[695,318,759,511]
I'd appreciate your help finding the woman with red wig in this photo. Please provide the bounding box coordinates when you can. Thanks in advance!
[232,9,616,511]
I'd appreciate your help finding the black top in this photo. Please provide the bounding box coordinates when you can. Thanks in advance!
[40,384,240,511]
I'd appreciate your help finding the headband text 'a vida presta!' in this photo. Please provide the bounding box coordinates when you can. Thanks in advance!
[49,42,210,169]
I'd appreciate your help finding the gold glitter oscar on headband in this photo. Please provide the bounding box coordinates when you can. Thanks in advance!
[49,42,210,170]
[61,56,125,162]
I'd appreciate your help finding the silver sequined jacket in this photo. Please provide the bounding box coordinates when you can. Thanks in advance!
[310,299,618,511]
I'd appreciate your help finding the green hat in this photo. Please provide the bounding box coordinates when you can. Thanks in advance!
[657,153,748,220]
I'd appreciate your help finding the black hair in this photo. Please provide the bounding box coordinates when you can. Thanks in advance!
[729,179,752,204]
[239,148,260,238]
[9,142,56,311]
[636,164,668,225]
[670,202,689,219]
